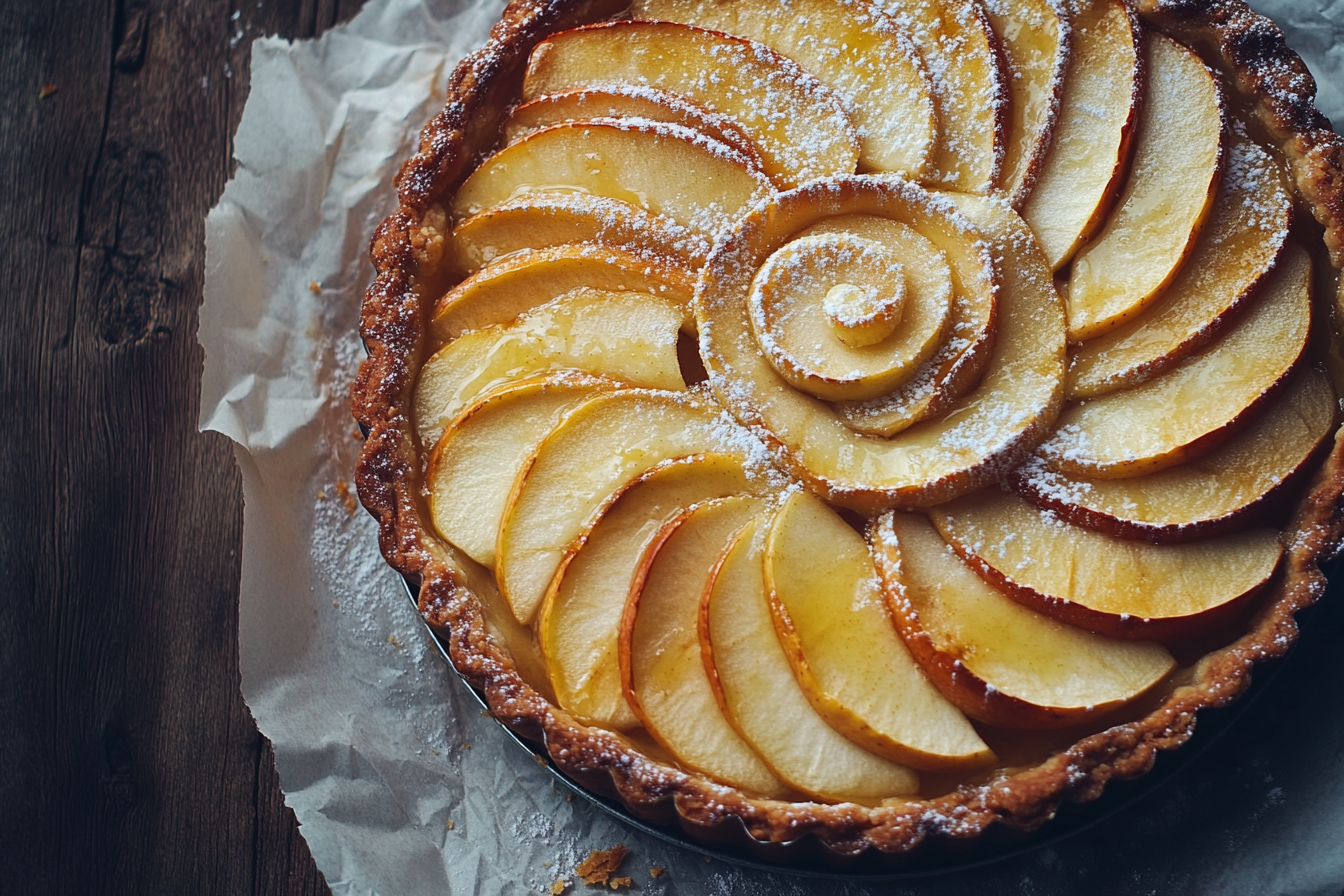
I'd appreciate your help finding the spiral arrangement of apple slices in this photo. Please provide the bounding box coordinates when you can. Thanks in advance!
[407,0,1338,804]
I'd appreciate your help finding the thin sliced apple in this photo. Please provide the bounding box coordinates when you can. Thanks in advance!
[878,0,1007,192]
[1067,134,1294,398]
[505,87,765,169]
[1037,244,1312,479]
[1014,367,1336,542]
[630,0,937,177]
[1022,0,1139,270]
[982,0,1068,204]
[873,511,1175,728]
[749,230,949,402]
[413,287,686,449]
[497,390,772,624]
[700,179,1064,512]
[802,214,986,438]
[450,119,772,238]
[432,243,695,343]
[1066,33,1224,341]
[764,490,993,771]
[928,489,1283,639]
[427,375,610,568]
[448,194,711,276]
[523,20,859,189]
[620,496,793,797]
[537,454,774,730]
[702,517,919,802]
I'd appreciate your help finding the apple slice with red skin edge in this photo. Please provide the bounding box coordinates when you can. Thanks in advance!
[700,515,919,803]
[427,374,613,569]
[1014,367,1337,543]
[763,489,994,771]
[432,243,695,343]
[928,489,1283,640]
[497,389,772,625]
[619,495,794,798]
[537,453,777,730]
[505,87,766,170]
[1066,132,1294,399]
[450,119,772,238]
[872,510,1176,729]
[876,0,1008,192]
[630,0,937,178]
[1037,243,1313,480]
[447,193,711,277]
[982,0,1069,205]
[1065,33,1224,342]
[1022,0,1141,271]
[522,20,859,189]
[413,287,686,450]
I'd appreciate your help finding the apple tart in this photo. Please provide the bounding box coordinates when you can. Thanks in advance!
[353,0,1344,860]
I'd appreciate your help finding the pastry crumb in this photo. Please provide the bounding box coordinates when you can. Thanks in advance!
[331,601,338,608]
[576,845,628,886]
[387,634,403,650]
[550,879,568,894]
[607,877,632,890]
[334,479,358,515]
[39,83,57,98]
[649,865,664,878]
[309,281,322,294]
[446,820,455,830]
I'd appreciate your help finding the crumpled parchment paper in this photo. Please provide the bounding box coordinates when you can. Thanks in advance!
[199,1,1344,893]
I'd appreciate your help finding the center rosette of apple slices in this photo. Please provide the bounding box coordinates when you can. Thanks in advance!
[748,231,949,401]
[699,176,1067,512]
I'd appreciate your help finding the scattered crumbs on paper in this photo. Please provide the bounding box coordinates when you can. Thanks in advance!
[649,865,664,878]
[550,879,568,894]
[331,600,338,608]
[576,845,628,886]
[317,490,327,499]
[543,861,552,868]
[335,479,358,515]
[39,83,57,98]
[309,281,322,295]
[566,794,573,802]
[608,878,633,891]
[446,820,455,830]
[463,742,471,749]
[387,634,403,650]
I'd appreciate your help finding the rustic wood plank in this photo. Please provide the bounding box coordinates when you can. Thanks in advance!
[0,0,359,891]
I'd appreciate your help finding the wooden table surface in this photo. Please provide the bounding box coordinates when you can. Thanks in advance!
[5,0,1344,893]
[0,0,361,891]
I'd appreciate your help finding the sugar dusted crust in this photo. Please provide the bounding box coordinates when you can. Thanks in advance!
[352,0,1344,859]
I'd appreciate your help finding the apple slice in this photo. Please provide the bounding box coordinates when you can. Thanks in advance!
[702,516,919,802]
[1067,134,1294,398]
[1014,367,1336,542]
[877,0,1007,192]
[802,214,988,438]
[432,243,695,343]
[413,287,686,449]
[522,20,859,189]
[450,119,772,238]
[447,194,711,276]
[872,511,1175,729]
[620,496,793,797]
[928,489,1283,640]
[1065,33,1224,342]
[763,489,993,771]
[630,0,937,178]
[699,178,1064,512]
[505,87,765,169]
[982,0,1068,204]
[427,375,610,568]
[1021,0,1140,271]
[497,390,771,624]
[537,454,771,730]
[1037,243,1312,479]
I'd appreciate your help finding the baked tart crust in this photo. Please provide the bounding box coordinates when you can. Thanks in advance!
[353,0,1344,858]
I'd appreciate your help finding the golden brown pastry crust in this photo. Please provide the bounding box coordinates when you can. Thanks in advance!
[352,0,1344,857]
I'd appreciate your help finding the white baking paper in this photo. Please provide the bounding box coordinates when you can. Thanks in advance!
[199,1,1344,893]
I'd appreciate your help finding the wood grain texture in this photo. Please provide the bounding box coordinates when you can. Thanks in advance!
[0,0,361,891]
